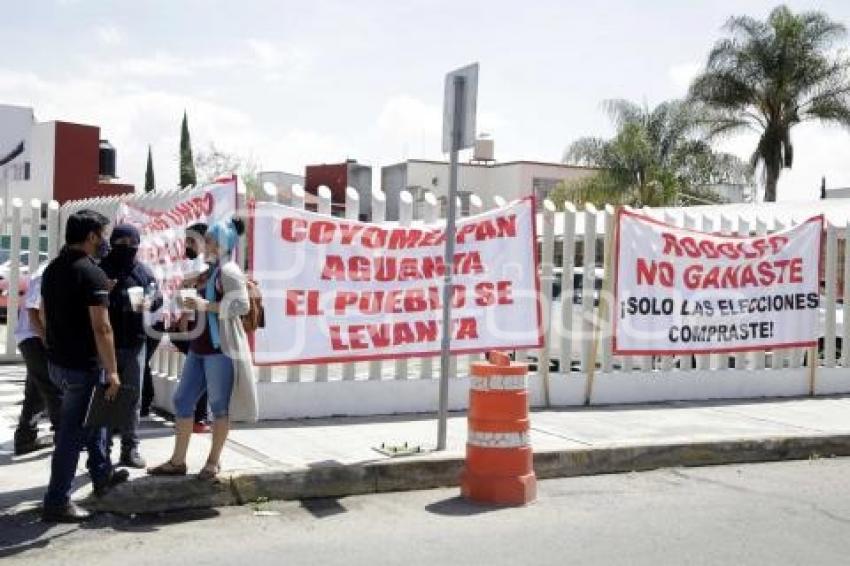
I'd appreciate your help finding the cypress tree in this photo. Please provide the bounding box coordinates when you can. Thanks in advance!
[179,111,197,189]
[144,145,155,193]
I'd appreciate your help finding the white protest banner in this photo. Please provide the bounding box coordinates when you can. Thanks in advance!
[613,210,824,355]
[249,198,543,365]
[117,177,237,323]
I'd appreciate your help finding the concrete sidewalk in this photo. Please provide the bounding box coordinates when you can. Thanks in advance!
[3,363,850,515]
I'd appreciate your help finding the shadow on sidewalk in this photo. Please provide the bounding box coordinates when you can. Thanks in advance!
[0,484,50,514]
[425,496,506,517]
[0,509,78,559]
[0,448,53,467]
[0,505,220,559]
[300,498,347,519]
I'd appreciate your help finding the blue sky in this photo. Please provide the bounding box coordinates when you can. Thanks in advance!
[3,0,850,201]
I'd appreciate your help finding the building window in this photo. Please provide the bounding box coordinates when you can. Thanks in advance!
[24,162,31,181]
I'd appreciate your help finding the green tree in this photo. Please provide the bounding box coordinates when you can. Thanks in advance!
[179,111,197,189]
[689,5,850,202]
[194,143,260,197]
[143,145,155,193]
[558,99,748,209]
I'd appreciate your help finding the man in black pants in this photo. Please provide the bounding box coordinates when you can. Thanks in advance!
[41,210,128,523]
[13,263,61,455]
[141,222,209,431]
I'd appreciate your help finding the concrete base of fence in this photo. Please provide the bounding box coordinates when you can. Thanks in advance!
[152,368,850,420]
[84,433,850,515]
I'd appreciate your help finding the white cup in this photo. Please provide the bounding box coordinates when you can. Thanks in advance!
[180,288,198,311]
[127,286,144,310]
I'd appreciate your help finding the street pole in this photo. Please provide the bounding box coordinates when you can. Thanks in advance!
[437,75,464,451]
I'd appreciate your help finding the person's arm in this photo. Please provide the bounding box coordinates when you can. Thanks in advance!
[27,309,45,342]
[187,263,249,318]
[38,302,46,336]
[26,276,45,342]
[89,305,120,400]
[84,264,120,400]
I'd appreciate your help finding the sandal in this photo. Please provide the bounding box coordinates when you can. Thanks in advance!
[147,460,188,476]
[197,462,220,481]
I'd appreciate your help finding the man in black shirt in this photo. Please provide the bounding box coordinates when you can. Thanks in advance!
[41,210,128,523]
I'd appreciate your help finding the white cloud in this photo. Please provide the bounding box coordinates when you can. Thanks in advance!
[118,52,193,78]
[668,61,701,92]
[0,62,352,192]
[246,40,279,67]
[85,40,310,83]
[0,68,254,188]
[245,39,312,83]
[95,24,124,46]
[375,95,442,162]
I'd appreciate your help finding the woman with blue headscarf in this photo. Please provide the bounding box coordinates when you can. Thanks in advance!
[148,217,257,481]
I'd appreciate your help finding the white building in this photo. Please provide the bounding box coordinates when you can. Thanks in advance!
[1,104,44,202]
[0,103,133,206]
[381,158,599,220]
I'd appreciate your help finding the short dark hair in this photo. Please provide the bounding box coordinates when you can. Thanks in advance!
[65,209,110,245]
[186,222,208,236]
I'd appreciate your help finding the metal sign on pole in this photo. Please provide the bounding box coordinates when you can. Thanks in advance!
[437,62,479,451]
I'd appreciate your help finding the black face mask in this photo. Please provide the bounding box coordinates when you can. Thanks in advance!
[185,247,198,260]
[110,243,138,269]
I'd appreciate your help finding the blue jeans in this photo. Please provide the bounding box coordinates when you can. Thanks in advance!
[108,344,146,453]
[173,352,234,420]
[44,363,111,508]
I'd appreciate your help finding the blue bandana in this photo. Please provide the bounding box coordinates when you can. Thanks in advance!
[207,220,238,258]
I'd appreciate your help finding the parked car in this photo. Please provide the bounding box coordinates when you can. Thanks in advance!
[0,275,29,320]
[0,250,48,281]
[0,250,45,320]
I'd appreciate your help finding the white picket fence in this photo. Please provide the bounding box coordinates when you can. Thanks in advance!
[4,185,850,420]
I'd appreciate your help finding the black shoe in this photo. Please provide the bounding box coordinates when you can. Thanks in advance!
[140,405,151,418]
[42,502,92,523]
[92,468,130,497]
[120,448,146,469]
[14,436,54,456]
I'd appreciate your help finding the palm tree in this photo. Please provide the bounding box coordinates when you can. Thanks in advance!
[559,99,748,208]
[689,5,850,202]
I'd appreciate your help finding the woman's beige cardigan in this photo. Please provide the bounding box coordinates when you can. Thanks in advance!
[215,260,259,422]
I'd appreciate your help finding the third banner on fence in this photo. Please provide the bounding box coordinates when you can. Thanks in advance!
[613,210,824,355]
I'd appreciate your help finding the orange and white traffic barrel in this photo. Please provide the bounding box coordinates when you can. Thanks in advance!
[461,351,537,505]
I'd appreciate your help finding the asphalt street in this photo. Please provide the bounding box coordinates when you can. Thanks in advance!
[3,457,850,565]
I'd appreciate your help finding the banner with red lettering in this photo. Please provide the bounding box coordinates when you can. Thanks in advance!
[117,178,237,324]
[613,209,823,355]
[249,197,542,365]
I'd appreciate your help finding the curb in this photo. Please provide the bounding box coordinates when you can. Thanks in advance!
[84,434,850,515]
